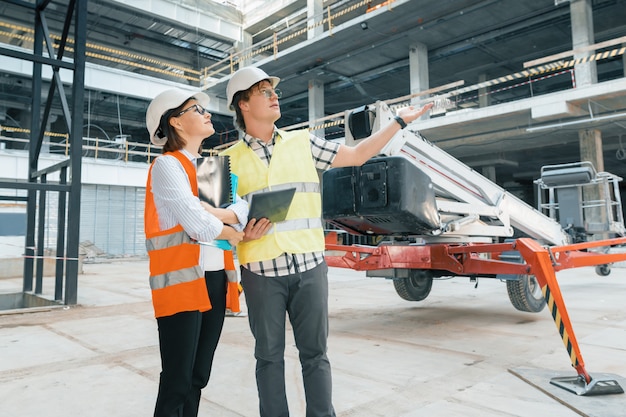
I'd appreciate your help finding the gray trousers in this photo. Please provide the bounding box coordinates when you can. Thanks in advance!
[241,261,336,417]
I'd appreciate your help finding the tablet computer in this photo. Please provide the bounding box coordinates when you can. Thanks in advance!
[248,188,296,223]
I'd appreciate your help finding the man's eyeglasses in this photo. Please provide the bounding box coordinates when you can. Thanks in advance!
[257,88,282,99]
[175,104,208,117]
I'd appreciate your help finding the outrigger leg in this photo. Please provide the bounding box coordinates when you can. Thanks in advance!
[515,238,624,396]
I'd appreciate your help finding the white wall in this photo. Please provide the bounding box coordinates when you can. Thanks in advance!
[0,149,148,187]
[0,149,150,258]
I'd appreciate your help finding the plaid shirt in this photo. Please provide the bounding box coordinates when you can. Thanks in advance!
[241,128,340,277]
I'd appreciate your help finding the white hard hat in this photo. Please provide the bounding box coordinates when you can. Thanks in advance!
[146,89,210,146]
[226,67,280,110]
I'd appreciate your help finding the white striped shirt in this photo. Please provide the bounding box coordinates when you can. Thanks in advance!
[150,149,248,271]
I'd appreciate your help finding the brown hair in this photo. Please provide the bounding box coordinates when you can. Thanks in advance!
[160,99,195,153]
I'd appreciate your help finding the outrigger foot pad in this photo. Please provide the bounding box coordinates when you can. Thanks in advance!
[550,375,624,396]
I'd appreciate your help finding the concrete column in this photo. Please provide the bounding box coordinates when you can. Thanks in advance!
[579,128,603,172]
[232,32,253,128]
[308,78,325,138]
[623,43,626,77]
[570,0,597,86]
[481,165,496,183]
[478,73,491,108]
[307,0,323,40]
[579,128,606,237]
[409,42,429,117]
[237,31,253,68]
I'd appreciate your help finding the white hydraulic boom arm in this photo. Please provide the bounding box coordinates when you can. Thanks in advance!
[367,101,570,246]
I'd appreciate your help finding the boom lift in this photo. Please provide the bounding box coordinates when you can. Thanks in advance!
[322,101,625,396]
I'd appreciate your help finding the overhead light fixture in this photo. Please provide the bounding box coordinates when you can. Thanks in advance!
[360,22,368,30]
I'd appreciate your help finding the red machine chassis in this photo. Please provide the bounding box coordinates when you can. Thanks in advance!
[325,232,626,393]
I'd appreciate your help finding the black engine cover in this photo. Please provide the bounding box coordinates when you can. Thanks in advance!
[322,156,440,236]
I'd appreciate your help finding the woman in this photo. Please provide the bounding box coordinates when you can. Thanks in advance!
[144,88,246,417]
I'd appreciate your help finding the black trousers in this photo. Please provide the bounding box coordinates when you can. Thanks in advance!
[153,270,227,417]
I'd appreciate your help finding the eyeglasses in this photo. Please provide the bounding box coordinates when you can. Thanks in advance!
[175,104,208,117]
[257,88,282,99]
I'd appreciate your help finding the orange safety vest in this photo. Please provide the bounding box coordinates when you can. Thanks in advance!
[224,249,241,313]
[145,151,211,318]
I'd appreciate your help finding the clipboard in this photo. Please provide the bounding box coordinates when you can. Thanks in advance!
[197,156,232,208]
[248,188,296,223]
[196,157,238,250]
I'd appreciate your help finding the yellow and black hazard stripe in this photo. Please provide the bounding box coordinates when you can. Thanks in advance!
[308,119,344,131]
[542,284,580,369]
[452,45,626,98]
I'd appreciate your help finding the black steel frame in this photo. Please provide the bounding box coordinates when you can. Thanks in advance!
[0,0,87,305]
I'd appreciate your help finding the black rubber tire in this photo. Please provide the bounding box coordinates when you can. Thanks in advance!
[506,274,546,313]
[393,269,433,301]
[595,264,611,276]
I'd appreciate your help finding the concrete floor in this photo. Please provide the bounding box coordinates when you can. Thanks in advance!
[1,258,625,416]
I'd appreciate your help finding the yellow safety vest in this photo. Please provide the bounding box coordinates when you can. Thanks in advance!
[221,129,325,264]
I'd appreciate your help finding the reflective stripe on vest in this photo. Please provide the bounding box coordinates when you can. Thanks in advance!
[221,129,325,264]
[240,181,320,201]
[145,151,211,318]
[151,265,204,290]
[146,228,192,253]
[273,217,324,233]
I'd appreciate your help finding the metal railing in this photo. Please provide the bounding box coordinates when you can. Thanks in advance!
[0,129,162,164]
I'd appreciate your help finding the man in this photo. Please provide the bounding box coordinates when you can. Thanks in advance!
[221,66,433,417]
